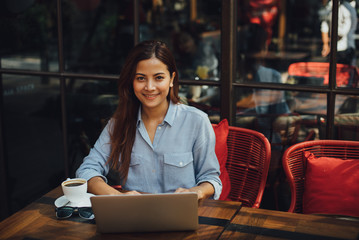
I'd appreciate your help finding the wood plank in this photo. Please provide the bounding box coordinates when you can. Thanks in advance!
[220,207,359,240]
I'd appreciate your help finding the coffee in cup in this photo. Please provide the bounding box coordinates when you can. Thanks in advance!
[61,178,88,203]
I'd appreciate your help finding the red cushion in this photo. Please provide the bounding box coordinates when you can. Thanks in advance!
[212,119,231,200]
[303,151,359,217]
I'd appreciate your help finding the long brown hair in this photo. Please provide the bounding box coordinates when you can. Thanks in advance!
[107,40,180,183]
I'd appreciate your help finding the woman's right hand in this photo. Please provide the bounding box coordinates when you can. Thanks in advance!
[88,176,122,195]
[88,176,142,195]
[122,190,141,195]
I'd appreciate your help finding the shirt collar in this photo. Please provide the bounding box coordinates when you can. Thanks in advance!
[136,101,177,127]
[136,107,141,127]
[164,101,176,126]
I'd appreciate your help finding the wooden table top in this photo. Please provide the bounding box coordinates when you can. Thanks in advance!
[220,207,359,240]
[1,186,358,240]
[0,186,241,240]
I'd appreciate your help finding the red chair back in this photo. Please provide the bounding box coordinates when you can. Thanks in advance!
[282,140,359,213]
[288,62,359,87]
[225,126,271,208]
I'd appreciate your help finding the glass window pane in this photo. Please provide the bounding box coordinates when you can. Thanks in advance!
[62,0,133,74]
[2,74,64,214]
[0,1,59,71]
[319,0,357,66]
[319,95,359,140]
[235,87,292,142]
[65,78,117,176]
[179,84,220,123]
[235,89,326,145]
[235,0,359,88]
[140,0,221,81]
[334,94,359,140]
[287,62,359,88]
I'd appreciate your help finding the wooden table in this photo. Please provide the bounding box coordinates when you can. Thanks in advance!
[1,187,359,240]
[220,207,359,240]
[0,187,241,239]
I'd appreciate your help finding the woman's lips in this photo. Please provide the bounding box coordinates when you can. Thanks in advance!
[143,93,159,99]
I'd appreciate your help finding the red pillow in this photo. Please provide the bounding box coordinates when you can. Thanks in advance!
[212,119,231,200]
[303,151,359,217]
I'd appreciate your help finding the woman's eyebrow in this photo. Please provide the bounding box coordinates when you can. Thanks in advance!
[135,72,165,76]
[154,72,165,76]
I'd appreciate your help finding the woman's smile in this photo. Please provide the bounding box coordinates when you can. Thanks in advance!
[143,93,160,99]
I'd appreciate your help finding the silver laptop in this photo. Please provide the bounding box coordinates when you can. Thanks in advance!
[90,193,198,233]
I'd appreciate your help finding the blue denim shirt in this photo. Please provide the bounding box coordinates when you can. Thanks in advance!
[76,101,222,199]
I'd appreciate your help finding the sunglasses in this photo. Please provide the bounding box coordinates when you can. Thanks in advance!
[55,206,94,220]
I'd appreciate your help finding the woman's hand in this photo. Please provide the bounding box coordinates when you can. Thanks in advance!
[175,182,214,200]
[88,176,120,195]
[122,190,141,195]
[175,187,204,200]
[88,176,142,195]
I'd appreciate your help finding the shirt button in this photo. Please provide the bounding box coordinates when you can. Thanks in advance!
[179,161,183,166]
[158,126,161,130]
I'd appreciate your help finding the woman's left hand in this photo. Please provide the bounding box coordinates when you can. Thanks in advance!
[175,187,204,200]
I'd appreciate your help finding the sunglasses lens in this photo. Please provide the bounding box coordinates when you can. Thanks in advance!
[78,207,94,220]
[56,207,73,219]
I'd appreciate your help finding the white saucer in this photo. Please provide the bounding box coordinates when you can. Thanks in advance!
[54,193,94,208]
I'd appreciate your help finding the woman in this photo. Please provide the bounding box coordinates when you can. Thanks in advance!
[76,40,222,200]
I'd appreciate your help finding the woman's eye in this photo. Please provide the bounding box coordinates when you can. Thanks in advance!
[136,76,145,81]
[156,76,164,80]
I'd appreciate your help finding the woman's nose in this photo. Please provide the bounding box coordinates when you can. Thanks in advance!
[145,79,155,90]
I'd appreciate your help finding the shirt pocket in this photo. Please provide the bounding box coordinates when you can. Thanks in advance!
[124,153,144,191]
[163,152,196,191]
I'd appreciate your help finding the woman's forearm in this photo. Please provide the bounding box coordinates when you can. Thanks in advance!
[87,176,121,195]
[191,182,215,200]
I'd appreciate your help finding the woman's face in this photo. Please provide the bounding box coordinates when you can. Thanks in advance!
[133,57,175,112]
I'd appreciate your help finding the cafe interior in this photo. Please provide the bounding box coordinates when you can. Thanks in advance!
[0,0,359,237]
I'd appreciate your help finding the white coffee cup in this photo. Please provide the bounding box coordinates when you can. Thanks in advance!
[61,178,88,203]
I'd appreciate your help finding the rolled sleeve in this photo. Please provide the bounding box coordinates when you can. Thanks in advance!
[321,21,329,33]
[193,116,222,200]
[198,179,222,200]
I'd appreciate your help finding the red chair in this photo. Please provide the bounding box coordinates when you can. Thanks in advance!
[282,140,359,214]
[224,126,271,208]
[288,62,359,87]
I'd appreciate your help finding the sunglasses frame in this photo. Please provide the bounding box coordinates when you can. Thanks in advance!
[55,206,94,220]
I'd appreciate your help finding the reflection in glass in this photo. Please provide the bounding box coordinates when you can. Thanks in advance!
[2,74,63,214]
[65,78,117,176]
[287,62,359,87]
[140,0,221,81]
[235,89,327,147]
[179,84,220,123]
[319,0,357,66]
[236,1,333,86]
[0,0,59,72]
[236,87,291,145]
[62,0,133,74]
[319,95,359,141]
